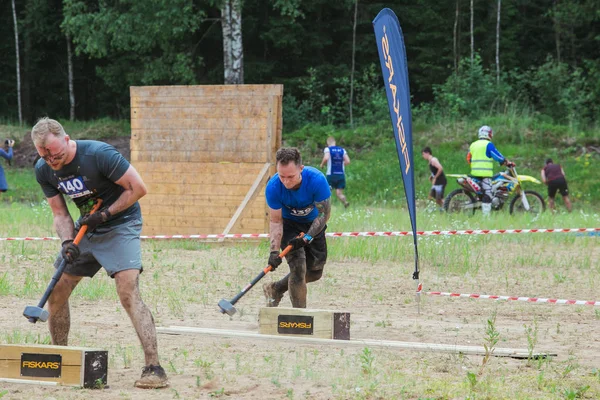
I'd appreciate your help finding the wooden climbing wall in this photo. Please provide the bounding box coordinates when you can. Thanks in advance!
[130,85,283,235]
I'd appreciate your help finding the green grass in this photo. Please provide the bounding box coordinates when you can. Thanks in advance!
[0,118,598,399]
[285,119,600,208]
[0,118,130,142]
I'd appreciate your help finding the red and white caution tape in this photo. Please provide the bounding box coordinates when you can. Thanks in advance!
[0,228,598,242]
[426,291,600,306]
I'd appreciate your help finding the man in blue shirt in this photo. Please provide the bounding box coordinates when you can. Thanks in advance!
[320,136,350,208]
[264,147,331,308]
[467,125,514,216]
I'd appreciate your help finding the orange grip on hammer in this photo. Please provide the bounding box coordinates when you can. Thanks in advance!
[73,199,103,246]
[263,232,305,273]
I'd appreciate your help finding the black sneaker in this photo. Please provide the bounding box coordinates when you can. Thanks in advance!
[134,364,169,389]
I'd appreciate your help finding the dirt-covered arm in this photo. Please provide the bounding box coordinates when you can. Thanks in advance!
[307,198,331,238]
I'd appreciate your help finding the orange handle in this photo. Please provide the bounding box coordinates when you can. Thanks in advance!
[264,233,305,273]
[73,199,103,245]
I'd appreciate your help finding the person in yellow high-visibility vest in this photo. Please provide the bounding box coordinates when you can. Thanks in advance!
[466,126,514,216]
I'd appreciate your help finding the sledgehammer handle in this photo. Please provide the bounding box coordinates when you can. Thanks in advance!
[28,200,103,323]
[228,244,294,306]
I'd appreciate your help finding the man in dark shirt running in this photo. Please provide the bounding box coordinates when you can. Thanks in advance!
[541,158,572,212]
[32,117,168,389]
[421,146,447,210]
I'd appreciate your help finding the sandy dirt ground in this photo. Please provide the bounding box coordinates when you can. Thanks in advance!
[0,237,599,399]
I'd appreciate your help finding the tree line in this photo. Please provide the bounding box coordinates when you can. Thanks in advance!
[1,0,599,131]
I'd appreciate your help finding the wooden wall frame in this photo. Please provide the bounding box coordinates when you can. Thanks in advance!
[130,85,283,235]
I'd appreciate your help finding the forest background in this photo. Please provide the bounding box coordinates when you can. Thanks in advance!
[1,0,599,207]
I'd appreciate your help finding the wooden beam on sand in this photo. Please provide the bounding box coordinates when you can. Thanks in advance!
[0,344,107,388]
[156,326,556,359]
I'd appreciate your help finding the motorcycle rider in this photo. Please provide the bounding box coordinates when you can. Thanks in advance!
[466,126,514,216]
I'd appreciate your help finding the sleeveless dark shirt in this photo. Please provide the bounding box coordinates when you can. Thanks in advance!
[429,160,447,185]
[543,163,564,183]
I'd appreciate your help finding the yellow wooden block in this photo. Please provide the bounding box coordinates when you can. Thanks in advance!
[0,344,107,388]
[259,307,350,340]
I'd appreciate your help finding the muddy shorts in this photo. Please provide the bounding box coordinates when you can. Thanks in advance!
[54,218,143,278]
[282,219,327,271]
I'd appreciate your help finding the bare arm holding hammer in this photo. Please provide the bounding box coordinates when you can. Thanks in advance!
[80,165,147,231]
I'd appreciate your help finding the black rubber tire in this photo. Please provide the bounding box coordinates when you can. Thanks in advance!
[443,189,477,215]
[509,190,546,215]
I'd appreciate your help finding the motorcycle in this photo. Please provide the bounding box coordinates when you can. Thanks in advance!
[443,166,546,215]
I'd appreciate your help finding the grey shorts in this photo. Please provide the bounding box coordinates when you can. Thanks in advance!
[54,218,143,278]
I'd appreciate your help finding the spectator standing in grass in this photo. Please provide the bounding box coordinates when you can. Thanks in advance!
[541,158,572,212]
[421,146,446,210]
[320,136,350,208]
[0,139,14,195]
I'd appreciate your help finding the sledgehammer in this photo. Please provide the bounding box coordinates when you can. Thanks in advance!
[23,200,103,323]
[218,244,294,316]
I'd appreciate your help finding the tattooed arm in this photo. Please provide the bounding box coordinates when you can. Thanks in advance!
[109,165,148,215]
[307,198,331,238]
[269,208,284,251]
[47,194,75,241]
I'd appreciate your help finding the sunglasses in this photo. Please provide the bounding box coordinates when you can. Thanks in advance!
[41,148,67,163]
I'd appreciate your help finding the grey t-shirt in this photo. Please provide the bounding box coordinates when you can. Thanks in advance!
[35,140,141,227]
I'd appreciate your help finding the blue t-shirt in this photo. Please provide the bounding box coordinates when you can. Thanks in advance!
[265,166,331,223]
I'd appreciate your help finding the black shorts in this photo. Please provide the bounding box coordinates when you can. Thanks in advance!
[326,175,346,189]
[282,219,327,271]
[548,177,568,198]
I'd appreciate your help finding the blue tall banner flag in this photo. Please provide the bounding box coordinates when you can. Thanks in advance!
[373,8,419,283]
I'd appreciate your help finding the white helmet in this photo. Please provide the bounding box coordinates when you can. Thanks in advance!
[478,125,493,140]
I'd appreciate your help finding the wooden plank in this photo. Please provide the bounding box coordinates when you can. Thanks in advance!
[131,105,269,120]
[131,130,267,143]
[131,150,266,163]
[140,194,266,207]
[132,162,266,174]
[131,97,269,108]
[144,183,256,196]
[142,204,266,219]
[0,377,58,386]
[131,139,265,153]
[141,223,267,236]
[141,215,266,229]
[130,85,283,99]
[221,163,270,238]
[141,172,265,185]
[131,116,268,131]
[156,326,557,359]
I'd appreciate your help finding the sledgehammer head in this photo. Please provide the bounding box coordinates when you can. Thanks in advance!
[218,299,237,316]
[23,306,49,323]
